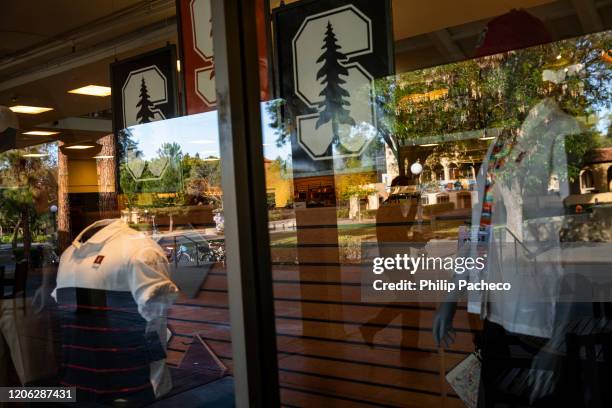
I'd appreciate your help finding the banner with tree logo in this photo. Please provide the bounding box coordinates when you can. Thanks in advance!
[273,0,393,177]
[111,46,180,197]
[110,46,179,133]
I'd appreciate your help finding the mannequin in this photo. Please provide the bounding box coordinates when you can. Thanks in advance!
[430,8,596,406]
[432,98,593,406]
[52,218,178,404]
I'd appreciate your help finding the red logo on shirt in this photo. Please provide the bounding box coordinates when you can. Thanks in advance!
[93,255,105,265]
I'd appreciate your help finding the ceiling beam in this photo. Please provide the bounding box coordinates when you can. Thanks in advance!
[0,19,176,92]
[37,117,112,133]
[0,0,175,73]
[570,0,604,33]
[427,29,466,61]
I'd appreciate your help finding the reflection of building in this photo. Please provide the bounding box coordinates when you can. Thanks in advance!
[384,141,488,211]
[419,157,480,209]
[566,148,612,209]
[579,148,612,194]
[293,176,336,208]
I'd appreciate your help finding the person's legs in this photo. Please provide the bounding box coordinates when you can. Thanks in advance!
[359,306,401,345]
[0,328,15,386]
[0,300,27,385]
[478,320,541,407]
[479,320,513,407]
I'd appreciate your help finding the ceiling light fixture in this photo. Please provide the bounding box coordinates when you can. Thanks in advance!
[68,85,112,97]
[59,142,102,160]
[60,143,102,158]
[9,105,53,114]
[23,130,60,136]
[23,153,48,158]
[65,144,95,150]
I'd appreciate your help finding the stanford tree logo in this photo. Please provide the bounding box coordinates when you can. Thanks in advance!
[292,5,377,160]
[121,65,168,128]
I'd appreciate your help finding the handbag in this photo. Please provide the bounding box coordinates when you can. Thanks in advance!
[446,351,481,408]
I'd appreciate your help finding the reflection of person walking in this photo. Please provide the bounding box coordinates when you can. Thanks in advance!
[360,175,424,349]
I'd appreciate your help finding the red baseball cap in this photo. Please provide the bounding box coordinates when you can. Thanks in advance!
[474,9,552,57]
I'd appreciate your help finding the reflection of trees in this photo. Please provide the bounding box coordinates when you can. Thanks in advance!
[118,126,223,212]
[265,157,293,208]
[118,128,141,208]
[119,130,185,206]
[266,100,290,148]
[97,134,117,216]
[150,143,183,201]
[158,142,182,159]
[182,153,222,207]
[0,145,58,260]
[118,128,142,159]
[57,142,70,251]
[267,34,611,181]
[335,157,376,200]
[374,32,611,180]
[267,97,382,170]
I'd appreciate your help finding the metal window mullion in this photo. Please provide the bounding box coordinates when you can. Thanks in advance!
[211,1,280,407]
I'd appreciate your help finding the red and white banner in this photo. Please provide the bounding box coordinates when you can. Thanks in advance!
[178,0,271,115]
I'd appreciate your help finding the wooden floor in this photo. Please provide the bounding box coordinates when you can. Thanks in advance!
[164,204,478,406]
[165,259,479,407]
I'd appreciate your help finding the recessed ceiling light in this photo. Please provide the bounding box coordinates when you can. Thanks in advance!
[23,153,48,158]
[68,85,112,97]
[93,155,114,159]
[9,105,53,114]
[65,145,95,150]
[420,143,439,147]
[23,130,60,136]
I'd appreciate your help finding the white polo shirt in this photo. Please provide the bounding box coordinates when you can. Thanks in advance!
[52,219,179,398]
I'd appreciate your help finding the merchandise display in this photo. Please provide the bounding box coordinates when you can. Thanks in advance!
[52,219,178,402]
[464,98,581,338]
[0,1,610,406]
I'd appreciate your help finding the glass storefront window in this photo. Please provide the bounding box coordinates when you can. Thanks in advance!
[0,3,233,405]
[263,1,612,407]
[1,0,612,406]
[0,116,231,404]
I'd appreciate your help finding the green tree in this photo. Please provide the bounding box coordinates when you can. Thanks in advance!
[183,153,222,206]
[0,145,57,260]
[149,142,184,205]
[335,157,377,201]
[374,32,611,182]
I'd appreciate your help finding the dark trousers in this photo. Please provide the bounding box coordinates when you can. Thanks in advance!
[478,320,566,408]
